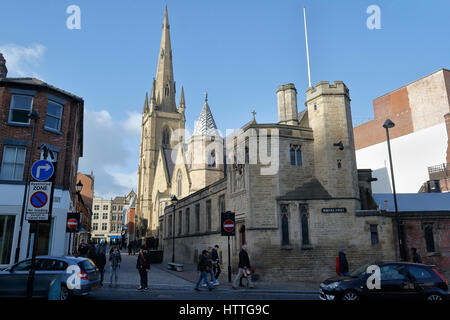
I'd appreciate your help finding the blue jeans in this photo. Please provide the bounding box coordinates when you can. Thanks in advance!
[195,271,212,289]
[203,269,217,285]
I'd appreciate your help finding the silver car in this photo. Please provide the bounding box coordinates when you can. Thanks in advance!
[0,255,100,300]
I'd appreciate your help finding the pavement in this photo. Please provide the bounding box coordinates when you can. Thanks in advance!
[99,251,319,295]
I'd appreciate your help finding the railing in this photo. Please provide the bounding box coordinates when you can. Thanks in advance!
[428,163,448,174]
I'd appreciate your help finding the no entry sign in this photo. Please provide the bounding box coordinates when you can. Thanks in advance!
[67,218,78,230]
[66,212,80,233]
[221,211,235,236]
[26,182,52,221]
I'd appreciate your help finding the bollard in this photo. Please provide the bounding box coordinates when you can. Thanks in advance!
[48,278,61,300]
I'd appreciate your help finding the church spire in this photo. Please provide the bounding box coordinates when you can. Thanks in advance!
[150,78,157,112]
[179,86,185,112]
[193,92,219,137]
[142,92,149,114]
[154,5,176,113]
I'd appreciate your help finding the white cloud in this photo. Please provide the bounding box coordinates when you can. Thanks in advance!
[0,43,46,77]
[78,109,141,199]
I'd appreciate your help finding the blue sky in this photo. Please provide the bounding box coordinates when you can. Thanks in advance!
[1,0,449,198]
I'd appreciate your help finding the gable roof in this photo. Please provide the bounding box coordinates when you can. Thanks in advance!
[277,178,331,200]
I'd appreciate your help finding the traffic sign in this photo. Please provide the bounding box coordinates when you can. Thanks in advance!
[66,212,80,233]
[31,159,54,182]
[223,219,235,233]
[221,211,235,236]
[67,218,78,230]
[26,182,52,221]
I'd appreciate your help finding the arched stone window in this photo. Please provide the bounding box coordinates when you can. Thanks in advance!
[162,127,171,146]
[300,205,310,246]
[176,170,182,197]
[208,150,216,167]
[280,205,289,246]
[164,83,170,96]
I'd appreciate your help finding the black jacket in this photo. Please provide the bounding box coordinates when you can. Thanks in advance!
[93,252,106,270]
[211,248,219,262]
[136,249,151,269]
[412,252,422,264]
[197,254,212,272]
[338,251,349,274]
[238,249,250,269]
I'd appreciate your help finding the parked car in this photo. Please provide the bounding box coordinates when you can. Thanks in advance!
[0,256,100,300]
[320,261,449,301]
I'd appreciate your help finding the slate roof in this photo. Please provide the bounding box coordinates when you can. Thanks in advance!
[373,193,450,212]
[192,97,220,137]
[277,178,332,200]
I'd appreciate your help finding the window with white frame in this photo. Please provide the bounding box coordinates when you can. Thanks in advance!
[94,205,100,210]
[0,146,26,180]
[101,223,107,231]
[103,205,109,210]
[93,223,98,231]
[9,94,33,124]
[93,213,99,220]
[45,100,63,131]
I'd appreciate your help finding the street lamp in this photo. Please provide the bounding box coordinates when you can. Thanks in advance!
[383,119,405,261]
[170,195,178,263]
[69,180,83,255]
[15,109,39,264]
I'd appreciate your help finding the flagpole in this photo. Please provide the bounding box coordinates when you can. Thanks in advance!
[303,6,312,88]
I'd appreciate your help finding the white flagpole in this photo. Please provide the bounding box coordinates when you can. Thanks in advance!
[303,6,312,88]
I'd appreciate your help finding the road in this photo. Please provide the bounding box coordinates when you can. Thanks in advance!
[81,252,319,300]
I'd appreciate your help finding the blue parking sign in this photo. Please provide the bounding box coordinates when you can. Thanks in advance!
[31,160,54,181]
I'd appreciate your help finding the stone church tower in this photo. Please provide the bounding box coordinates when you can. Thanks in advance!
[136,6,185,237]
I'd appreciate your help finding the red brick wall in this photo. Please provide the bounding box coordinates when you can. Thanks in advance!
[354,87,414,150]
[77,173,94,230]
[403,219,450,279]
[0,84,83,196]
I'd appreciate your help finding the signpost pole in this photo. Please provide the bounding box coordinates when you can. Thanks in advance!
[26,221,39,299]
[68,232,72,255]
[227,235,231,283]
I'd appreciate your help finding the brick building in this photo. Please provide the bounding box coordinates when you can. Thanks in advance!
[0,54,84,266]
[354,69,450,193]
[74,172,95,249]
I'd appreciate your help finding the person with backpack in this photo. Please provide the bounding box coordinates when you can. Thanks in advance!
[136,244,151,291]
[109,246,121,287]
[338,248,350,276]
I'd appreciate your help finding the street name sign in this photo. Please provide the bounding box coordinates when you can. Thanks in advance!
[26,181,52,221]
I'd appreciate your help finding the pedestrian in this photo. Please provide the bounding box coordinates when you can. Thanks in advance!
[411,247,423,263]
[78,241,88,258]
[194,250,214,292]
[232,244,254,289]
[202,247,219,286]
[128,242,133,256]
[136,245,151,291]
[338,248,350,276]
[211,245,221,280]
[109,246,121,287]
[88,242,96,261]
[133,240,138,255]
[93,246,106,287]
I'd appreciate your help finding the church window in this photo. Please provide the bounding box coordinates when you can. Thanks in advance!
[208,150,216,167]
[195,204,200,233]
[176,170,182,197]
[280,205,289,246]
[206,200,212,231]
[290,145,302,166]
[300,205,310,246]
[370,224,379,245]
[164,84,170,96]
[162,127,171,146]
[185,208,190,235]
[424,225,435,253]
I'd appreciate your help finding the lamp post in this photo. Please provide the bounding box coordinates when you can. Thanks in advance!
[383,119,405,261]
[14,110,39,264]
[170,195,178,263]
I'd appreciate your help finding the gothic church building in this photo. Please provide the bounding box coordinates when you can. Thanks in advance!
[136,7,397,281]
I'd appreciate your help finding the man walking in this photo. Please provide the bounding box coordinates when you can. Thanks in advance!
[338,248,350,276]
[232,244,254,289]
[202,247,219,286]
[136,244,151,290]
[411,247,422,263]
[211,245,221,280]
[109,246,121,287]
[93,245,106,287]
[194,250,214,292]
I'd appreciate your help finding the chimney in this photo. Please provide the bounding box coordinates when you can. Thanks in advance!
[0,53,7,79]
[277,83,298,125]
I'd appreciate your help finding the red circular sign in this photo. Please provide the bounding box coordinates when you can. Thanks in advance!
[223,219,235,232]
[67,218,78,229]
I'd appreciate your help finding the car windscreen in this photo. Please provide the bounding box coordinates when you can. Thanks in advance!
[78,259,96,271]
[349,263,371,278]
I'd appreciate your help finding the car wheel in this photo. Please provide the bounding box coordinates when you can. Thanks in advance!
[426,293,443,301]
[342,290,360,301]
[60,286,72,301]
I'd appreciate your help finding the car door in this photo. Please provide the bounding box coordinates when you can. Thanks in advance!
[378,264,414,300]
[407,265,436,298]
[34,259,68,297]
[2,259,33,297]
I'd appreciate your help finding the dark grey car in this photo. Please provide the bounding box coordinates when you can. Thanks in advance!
[0,256,100,300]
